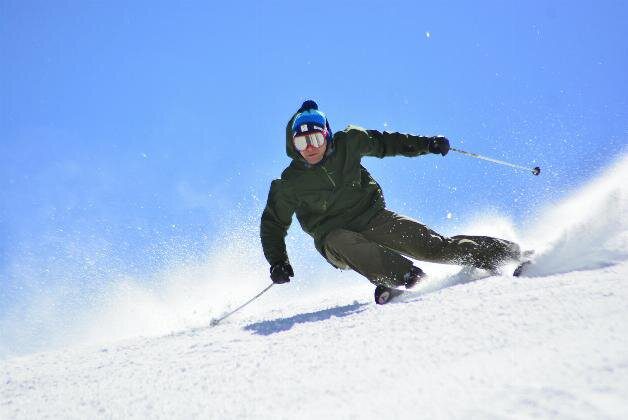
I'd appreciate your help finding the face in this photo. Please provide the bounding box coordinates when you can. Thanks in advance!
[299,138,327,164]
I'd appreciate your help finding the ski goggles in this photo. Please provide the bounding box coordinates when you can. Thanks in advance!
[293,130,326,151]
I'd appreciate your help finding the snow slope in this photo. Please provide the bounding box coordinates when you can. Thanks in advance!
[2,155,628,419]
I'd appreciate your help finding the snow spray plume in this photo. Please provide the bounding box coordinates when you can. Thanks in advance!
[521,153,628,276]
[2,155,627,359]
[0,206,343,359]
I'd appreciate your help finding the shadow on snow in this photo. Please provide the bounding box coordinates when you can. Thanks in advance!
[244,268,496,336]
[244,302,368,336]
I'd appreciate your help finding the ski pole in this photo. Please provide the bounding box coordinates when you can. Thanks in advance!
[450,147,541,176]
[210,283,274,327]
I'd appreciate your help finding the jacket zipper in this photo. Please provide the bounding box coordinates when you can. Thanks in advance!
[321,166,336,189]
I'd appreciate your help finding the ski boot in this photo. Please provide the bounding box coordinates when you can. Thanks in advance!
[374,266,425,304]
[374,285,404,305]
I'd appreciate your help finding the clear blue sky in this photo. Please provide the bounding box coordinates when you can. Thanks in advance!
[1,1,627,321]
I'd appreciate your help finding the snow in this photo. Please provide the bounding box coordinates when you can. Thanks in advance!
[2,155,628,419]
[2,265,627,418]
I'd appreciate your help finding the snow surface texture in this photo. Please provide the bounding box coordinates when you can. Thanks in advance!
[2,155,628,419]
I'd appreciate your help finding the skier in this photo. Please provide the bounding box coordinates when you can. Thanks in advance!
[260,100,522,304]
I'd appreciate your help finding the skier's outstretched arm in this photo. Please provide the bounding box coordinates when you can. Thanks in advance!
[260,180,297,283]
[347,127,450,158]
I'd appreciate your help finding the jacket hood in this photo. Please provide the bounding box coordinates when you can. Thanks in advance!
[285,111,301,161]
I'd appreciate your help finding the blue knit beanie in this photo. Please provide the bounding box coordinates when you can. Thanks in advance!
[291,100,332,139]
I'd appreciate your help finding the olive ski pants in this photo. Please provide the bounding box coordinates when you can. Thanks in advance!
[323,209,521,288]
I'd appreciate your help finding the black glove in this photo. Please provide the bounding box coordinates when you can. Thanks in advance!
[428,136,450,156]
[270,261,294,284]
[298,100,318,113]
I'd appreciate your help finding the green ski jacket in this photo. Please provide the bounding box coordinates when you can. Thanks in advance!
[260,112,438,266]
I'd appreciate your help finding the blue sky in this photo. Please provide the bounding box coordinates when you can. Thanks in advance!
[1,0,627,326]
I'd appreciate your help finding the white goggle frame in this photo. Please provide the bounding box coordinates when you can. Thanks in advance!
[293,131,326,151]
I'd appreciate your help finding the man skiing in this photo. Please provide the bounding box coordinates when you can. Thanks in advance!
[260,100,522,304]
